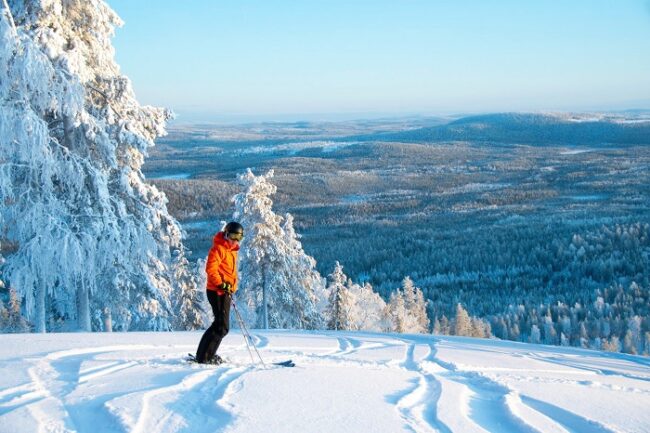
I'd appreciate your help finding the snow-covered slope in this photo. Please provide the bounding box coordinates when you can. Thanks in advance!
[1,331,648,433]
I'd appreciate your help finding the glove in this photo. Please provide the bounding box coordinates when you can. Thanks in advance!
[219,282,233,293]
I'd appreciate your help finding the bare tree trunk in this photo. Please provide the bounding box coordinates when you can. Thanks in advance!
[103,307,112,332]
[77,285,91,331]
[262,266,269,330]
[35,285,46,333]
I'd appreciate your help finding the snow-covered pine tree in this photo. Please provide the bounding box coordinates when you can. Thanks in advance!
[602,335,620,352]
[279,214,324,329]
[529,324,542,344]
[387,290,409,333]
[401,276,430,333]
[470,317,491,338]
[171,251,205,330]
[453,303,471,336]
[233,169,322,329]
[325,261,354,330]
[386,277,429,334]
[0,1,198,331]
[439,315,451,335]
[542,314,557,345]
[623,330,637,355]
[347,281,387,331]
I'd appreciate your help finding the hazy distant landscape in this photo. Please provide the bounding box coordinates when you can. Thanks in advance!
[145,112,650,336]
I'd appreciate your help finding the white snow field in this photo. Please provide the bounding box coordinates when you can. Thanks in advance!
[1,331,649,433]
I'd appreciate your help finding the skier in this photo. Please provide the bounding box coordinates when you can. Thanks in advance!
[195,221,244,364]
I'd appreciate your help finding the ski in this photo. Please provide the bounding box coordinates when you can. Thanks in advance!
[273,359,295,367]
[187,354,294,368]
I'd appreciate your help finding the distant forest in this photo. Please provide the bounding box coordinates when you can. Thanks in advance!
[145,113,650,354]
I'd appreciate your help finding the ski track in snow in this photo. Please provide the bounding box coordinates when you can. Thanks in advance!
[1,332,648,432]
[424,344,619,433]
[524,351,650,383]
[388,340,452,433]
[379,336,622,433]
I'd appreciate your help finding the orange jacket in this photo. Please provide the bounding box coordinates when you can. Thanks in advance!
[205,231,240,295]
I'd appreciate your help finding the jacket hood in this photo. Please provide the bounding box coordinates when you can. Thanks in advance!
[213,231,240,252]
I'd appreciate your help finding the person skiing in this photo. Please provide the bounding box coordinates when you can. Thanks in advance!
[195,221,244,364]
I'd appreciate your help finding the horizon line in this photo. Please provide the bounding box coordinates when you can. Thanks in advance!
[166,107,650,126]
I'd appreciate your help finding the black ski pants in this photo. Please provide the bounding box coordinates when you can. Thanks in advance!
[196,290,231,363]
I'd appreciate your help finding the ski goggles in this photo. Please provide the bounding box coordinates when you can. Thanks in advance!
[226,231,244,242]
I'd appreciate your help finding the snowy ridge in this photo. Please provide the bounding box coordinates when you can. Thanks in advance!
[1,331,649,432]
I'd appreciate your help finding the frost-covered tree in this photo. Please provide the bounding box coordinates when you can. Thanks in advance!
[385,278,430,334]
[470,317,491,338]
[0,288,29,332]
[560,332,570,347]
[542,314,557,345]
[529,324,541,344]
[234,169,322,329]
[439,315,451,335]
[401,277,430,333]
[625,316,642,354]
[623,330,637,355]
[171,252,205,330]
[325,262,354,330]
[279,214,325,329]
[0,1,197,331]
[453,303,472,336]
[387,290,409,333]
[348,281,387,331]
[602,335,620,352]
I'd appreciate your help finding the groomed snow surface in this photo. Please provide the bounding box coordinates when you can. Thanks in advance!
[1,331,649,433]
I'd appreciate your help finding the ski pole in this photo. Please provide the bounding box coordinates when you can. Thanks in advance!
[229,294,266,368]
[232,300,256,365]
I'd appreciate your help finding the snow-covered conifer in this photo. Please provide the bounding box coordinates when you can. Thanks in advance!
[233,169,322,329]
[579,322,589,348]
[453,303,471,336]
[433,317,441,335]
[0,1,197,331]
[626,316,642,354]
[470,317,489,338]
[529,324,541,344]
[387,290,408,333]
[439,315,451,335]
[325,262,354,330]
[623,330,637,355]
[171,252,205,330]
[279,214,325,329]
[560,332,570,346]
[543,315,557,345]
[602,335,620,352]
[348,282,387,331]
[401,277,430,333]
[510,322,520,341]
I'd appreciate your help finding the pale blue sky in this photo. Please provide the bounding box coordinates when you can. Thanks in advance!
[106,0,650,122]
